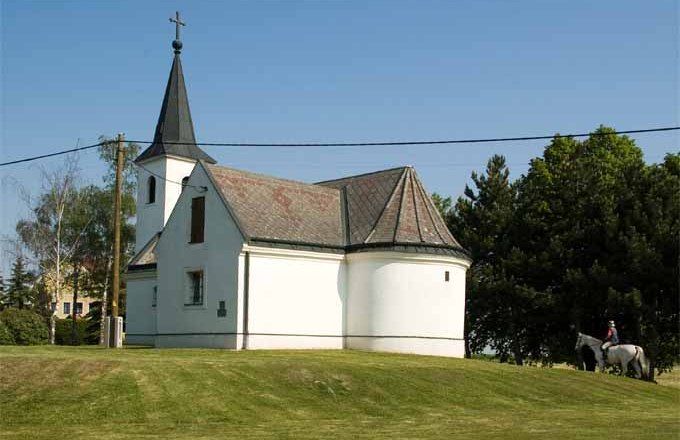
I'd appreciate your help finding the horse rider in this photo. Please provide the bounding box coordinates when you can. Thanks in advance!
[601,320,619,359]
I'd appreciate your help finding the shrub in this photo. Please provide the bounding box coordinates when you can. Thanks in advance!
[0,319,16,345]
[55,317,94,345]
[0,308,48,345]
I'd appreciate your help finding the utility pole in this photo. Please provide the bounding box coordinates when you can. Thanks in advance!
[108,132,124,348]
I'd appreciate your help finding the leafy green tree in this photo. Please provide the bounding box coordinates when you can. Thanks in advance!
[15,159,81,343]
[15,139,138,344]
[514,127,661,366]
[622,153,679,377]
[71,138,138,343]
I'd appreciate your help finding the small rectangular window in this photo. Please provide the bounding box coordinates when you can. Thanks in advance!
[217,300,226,317]
[152,286,158,307]
[51,302,57,312]
[75,302,83,315]
[190,197,205,243]
[445,271,450,282]
[186,271,204,305]
[63,302,71,315]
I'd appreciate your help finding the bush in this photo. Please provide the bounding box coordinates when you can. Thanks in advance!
[55,317,94,345]
[0,308,48,345]
[0,319,16,345]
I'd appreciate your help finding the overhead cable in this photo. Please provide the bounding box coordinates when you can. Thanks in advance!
[1,126,678,168]
[126,126,680,147]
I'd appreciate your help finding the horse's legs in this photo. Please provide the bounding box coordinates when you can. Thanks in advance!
[621,359,628,376]
[632,360,642,379]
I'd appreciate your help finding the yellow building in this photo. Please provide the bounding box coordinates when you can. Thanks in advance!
[42,265,99,319]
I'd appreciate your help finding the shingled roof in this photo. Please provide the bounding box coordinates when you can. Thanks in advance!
[318,167,462,250]
[205,164,345,248]
[203,163,467,257]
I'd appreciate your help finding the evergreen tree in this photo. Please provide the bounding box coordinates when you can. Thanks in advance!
[7,256,32,309]
[0,271,6,310]
[449,155,544,364]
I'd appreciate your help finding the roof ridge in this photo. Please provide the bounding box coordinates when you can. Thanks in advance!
[413,170,448,244]
[364,168,408,244]
[393,168,411,242]
[207,163,341,194]
[408,170,425,243]
[314,165,409,185]
[411,168,461,246]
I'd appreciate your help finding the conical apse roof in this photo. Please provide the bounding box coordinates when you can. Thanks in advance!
[317,166,463,251]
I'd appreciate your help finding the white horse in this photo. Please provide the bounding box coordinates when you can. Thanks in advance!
[574,332,650,380]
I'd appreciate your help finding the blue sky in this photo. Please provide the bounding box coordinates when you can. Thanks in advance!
[1,1,678,270]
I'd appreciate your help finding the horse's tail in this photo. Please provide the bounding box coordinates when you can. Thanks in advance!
[635,346,650,381]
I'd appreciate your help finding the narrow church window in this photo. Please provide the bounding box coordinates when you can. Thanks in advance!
[190,197,205,243]
[445,271,450,282]
[186,271,204,305]
[181,176,189,192]
[147,176,156,204]
[152,286,157,307]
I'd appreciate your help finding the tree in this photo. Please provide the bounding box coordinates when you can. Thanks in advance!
[623,153,680,377]
[6,256,33,309]
[90,137,139,342]
[513,127,667,368]
[0,270,6,310]
[448,155,543,364]
[15,159,81,343]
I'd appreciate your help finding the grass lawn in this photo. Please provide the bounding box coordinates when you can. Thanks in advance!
[0,346,678,439]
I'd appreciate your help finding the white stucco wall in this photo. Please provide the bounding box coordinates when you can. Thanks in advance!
[154,163,244,348]
[135,155,197,253]
[124,272,157,346]
[345,252,470,357]
[243,246,345,349]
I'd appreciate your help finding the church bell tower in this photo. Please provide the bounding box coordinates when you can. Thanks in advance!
[134,12,216,253]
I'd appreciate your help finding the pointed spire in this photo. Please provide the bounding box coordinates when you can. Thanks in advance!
[135,13,216,164]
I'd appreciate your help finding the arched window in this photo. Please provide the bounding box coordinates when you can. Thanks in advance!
[181,176,189,192]
[147,176,156,204]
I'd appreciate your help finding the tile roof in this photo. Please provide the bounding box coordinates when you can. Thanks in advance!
[318,166,462,249]
[205,164,345,247]
[204,163,467,257]
[127,164,468,270]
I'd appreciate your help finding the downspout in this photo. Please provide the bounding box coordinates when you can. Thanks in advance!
[241,251,250,350]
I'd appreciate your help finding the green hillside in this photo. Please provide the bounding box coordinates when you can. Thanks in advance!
[0,346,677,439]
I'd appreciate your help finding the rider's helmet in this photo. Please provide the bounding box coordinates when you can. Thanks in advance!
[608,320,615,327]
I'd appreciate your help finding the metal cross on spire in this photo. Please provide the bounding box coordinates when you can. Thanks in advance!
[169,11,185,53]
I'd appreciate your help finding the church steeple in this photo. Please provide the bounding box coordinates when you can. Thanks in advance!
[135,12,216,164]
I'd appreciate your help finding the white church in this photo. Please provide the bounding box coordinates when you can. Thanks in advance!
[125,27,472,358]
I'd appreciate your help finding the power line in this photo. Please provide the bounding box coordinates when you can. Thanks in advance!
[0,141,106,167]
[127,126,680,147]
[1,126,678,168]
